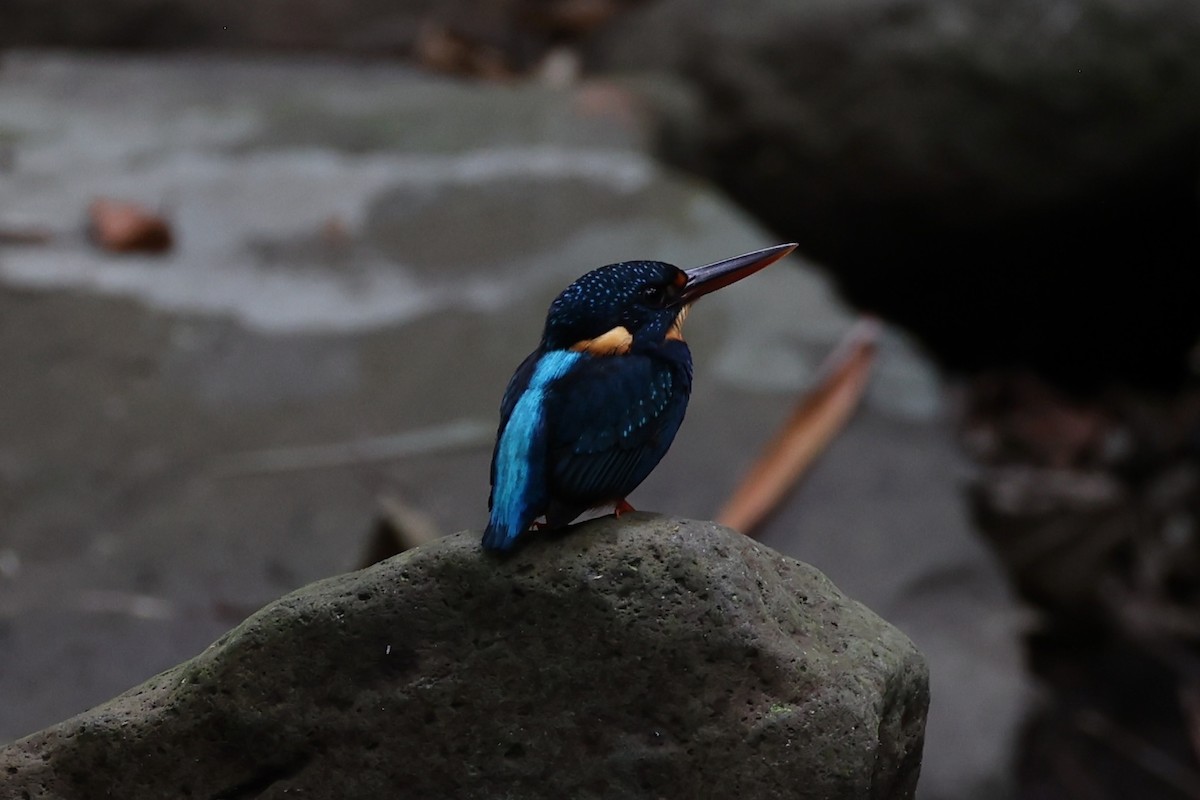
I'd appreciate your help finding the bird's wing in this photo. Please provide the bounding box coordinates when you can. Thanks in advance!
[489,349,541,503]
[545,352,691,505]
[498,350,541,425]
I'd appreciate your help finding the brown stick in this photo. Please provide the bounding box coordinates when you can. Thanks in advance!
[0,226,53,245]
[716,318,879,536]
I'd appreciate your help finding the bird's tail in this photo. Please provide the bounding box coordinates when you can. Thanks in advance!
[481,518,518,552]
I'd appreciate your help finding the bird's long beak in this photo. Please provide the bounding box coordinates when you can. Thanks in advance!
[676,243,798,305]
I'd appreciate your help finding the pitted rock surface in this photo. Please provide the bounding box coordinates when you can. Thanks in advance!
[1,515,927,799]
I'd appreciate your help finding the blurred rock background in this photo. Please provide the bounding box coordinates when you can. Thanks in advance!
[2,1,1199,798]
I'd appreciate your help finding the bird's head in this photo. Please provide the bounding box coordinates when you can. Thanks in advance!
[541,244,797,356]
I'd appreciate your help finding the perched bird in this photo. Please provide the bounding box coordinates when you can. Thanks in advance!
[483,243,797,551]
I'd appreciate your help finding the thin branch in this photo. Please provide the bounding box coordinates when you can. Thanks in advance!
[212,418,494,477]
[716,318,879,536]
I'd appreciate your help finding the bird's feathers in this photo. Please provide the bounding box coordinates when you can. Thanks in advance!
[484,349,582,550]
[547,347,690,505]
[568,325,634,357]
[485,343,691,551]
[483,245,793,552]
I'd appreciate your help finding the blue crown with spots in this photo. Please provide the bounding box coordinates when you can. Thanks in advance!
[542,261,683,350]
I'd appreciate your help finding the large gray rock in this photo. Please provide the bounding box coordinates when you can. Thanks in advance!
[1,516,928,799]
[1,0,437,50]
[596,0,1200,387]
[0,0,581,69]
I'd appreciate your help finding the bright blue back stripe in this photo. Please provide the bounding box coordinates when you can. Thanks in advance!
[489,350,582,547]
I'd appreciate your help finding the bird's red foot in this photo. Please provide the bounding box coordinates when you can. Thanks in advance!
[614,499,636,518]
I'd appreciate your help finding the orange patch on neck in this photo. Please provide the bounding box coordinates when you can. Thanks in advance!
[666,304,691,342]
[570,325,633,356]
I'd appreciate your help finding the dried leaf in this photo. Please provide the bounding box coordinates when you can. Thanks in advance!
[88,197,172,253]
[415,22,514,81]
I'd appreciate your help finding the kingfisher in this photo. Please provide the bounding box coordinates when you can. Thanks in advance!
[483,243,797,551]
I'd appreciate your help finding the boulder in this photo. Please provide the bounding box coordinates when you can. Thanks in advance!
[596,0,1200,388]
[0,0,438,51]
[0,515,928,799]
[0,0,606,70]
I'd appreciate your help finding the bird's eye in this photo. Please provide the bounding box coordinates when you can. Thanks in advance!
[641,284,667,307]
